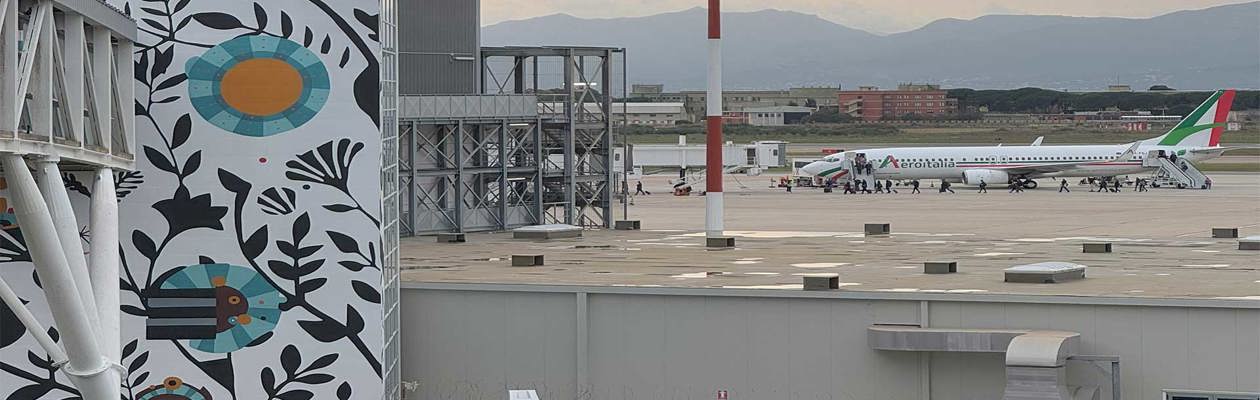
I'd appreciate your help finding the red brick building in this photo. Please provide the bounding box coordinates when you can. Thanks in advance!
[837,84,958,121]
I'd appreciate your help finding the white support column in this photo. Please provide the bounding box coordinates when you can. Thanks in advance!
[88,168,119,361]
[0,276,69,365]
[29,3,54,137]
[1,154,119,400]
[33,157,101,338]
[90,26,112,151]
[0,0,16,134]
[113,39,134,153]
[63,13,85,142]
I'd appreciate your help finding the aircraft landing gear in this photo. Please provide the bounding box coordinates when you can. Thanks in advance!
[1014,177,1037,189]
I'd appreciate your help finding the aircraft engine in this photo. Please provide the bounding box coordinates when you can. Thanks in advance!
[962,169,1010,185]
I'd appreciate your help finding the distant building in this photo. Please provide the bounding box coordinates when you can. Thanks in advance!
[540,102,688,127]
[738,106,815,126]
[1107,85,1133,92]
[837,84,958,121]
[629,84,841,121]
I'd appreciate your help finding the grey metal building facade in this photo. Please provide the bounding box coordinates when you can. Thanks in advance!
[400,0,480,94]
[400,284,1260,400]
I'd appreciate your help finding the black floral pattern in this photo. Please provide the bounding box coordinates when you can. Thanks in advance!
[1,0,384,398]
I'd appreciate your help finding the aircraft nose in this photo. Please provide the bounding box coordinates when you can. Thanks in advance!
[801,160,829,176]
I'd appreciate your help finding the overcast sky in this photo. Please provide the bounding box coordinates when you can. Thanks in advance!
[482,0,1251,33]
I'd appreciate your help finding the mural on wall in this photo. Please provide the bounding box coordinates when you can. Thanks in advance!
[0,1,386,399]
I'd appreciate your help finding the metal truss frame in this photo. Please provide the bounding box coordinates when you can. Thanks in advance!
[482,46,622,229]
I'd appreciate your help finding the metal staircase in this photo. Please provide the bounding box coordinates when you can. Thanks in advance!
[1145,155,1208,189]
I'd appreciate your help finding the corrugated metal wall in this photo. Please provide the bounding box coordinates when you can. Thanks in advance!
[399,0,478,94]
[400,285,1260,400]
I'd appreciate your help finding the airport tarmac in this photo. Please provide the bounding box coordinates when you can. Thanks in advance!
[401,173,1260,299]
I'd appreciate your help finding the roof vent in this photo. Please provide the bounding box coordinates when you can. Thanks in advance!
[1004,262,1085,283]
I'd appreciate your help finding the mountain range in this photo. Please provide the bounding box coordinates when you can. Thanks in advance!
[481,2,1260,91]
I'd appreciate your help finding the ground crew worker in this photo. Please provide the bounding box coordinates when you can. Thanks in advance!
[874,180,885,193]
[940,181,955,194]
[785,179,793,193]
[1113,180,1122,193]
[911,180,921,194]
[1059,179,1070,193]
[885,179,897,194]
[843,181,854,194]
[978,179,988,193]
[635,181,649,195]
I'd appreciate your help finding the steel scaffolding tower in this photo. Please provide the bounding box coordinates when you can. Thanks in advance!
[482,46,621,229]
[398,46,623,236]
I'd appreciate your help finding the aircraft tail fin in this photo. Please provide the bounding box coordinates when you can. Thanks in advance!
[1142,89,1236,148]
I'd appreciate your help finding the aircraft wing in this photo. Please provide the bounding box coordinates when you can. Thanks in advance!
[1186,145,1258,154]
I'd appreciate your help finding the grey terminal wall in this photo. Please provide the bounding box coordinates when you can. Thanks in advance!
[401,284,1259,400]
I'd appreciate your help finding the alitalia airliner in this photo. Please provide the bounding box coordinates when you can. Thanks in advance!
[800,89,1238,188]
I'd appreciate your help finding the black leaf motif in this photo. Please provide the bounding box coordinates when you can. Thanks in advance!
[218,169,252,195]
[170,114,192,149]
[151,46,174,79]
[244,226,269,260]
[307,353,338,371]
[122,340,138,359]
[280,344,301,376]
[298,277,326,294]
[152,186,228,236]
[201,356,236,394]
[144,146,177,174]
[303,27,313,47]
[268,260,300,280]
[294,373,334,385]
[285,139,363,192]
[153,95,180,104]
[132,230,157,261]
[182,150,202,176]
[116,170,144,199]
[192,12,245,30]
[62,173,90,197]
[351,280,381,303]
[7,384,52,400]
[173,0,191,12]
[28,351,51,369]
[0,298,27,348]
[352,9,379,35]
[280,12,293,37]
[128,351,149,373]
[338,260,367,272]
[154,73,187,92]
[354,63,380,126]
[131,371,150,389]
[134,52,149,85]
[277,390,314,400]
[293,213,311,242]
[258,187,297,216]
[326,231,359,254]
[323,204,354,213]
[247,331,273,348]
[121,305,147,317]
[198,255,216,264]
[345,305,364,335]
[320,35,331,54]
[261,367,276,395]
[297,319,346,343]
[339,48,350,68]
[252,3,267,30]
[337,382,352,400]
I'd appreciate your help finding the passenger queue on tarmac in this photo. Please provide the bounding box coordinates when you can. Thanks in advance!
[764,175,1163,195]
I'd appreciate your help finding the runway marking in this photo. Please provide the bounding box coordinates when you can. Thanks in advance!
[791,262,851,269]
[973,252,1026,257]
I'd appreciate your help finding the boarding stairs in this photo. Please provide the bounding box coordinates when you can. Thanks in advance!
[1144,154,1208,189]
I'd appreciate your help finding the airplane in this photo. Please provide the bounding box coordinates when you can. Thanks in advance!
[800,89,1237,189]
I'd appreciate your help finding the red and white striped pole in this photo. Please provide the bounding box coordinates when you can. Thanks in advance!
[705,0,724,238]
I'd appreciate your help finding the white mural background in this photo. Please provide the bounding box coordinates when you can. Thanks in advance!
[1,0,386,399]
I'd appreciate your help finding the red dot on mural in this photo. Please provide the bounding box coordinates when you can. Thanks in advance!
[258,157,267,163]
